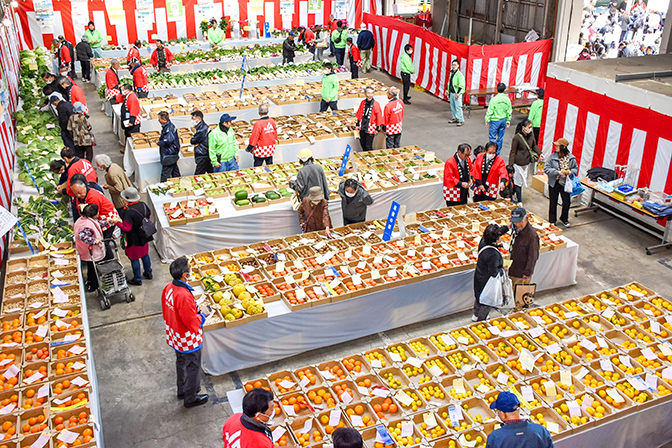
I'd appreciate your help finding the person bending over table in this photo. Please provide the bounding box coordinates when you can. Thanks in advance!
[298,186,332,237]
[290,149,329,201]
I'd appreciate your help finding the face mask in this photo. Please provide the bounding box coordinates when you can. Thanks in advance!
[523,127,531,134]
[345,190,356,198]
[486,153,495,160]
[311,200,321,206]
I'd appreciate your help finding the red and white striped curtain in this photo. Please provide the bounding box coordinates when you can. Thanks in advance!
[0,6,22,260]
[540,76,672,195]
[15,0,379,49]
[363,14,552,103]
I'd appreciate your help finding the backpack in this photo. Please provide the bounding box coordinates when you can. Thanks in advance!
[128,203,157,241]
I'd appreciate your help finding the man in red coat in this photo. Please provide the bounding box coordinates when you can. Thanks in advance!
[126,40,142,64]
[161,256,209,408]
[247,103,277,166]
[383,87,404,149]
[346,37,361,79]
[356,87,382,152]
[129,58,149,98]
[120,84,142,145]
[59,147,98,198]
[150,40,174,72]
[105,60,123,104]
[59,77,87,113]
[472,141,509,202]
[443,143,475,206]
[222,388,274,448]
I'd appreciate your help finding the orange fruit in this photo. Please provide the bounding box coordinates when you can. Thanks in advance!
[355,405,364,415]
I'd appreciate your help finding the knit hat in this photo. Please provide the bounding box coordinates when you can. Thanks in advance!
[298,148,313,162]
[307,186,324,201]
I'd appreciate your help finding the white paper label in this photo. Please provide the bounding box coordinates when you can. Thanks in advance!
[0,403,15,415]
[370,359,382,369]
[429,365,444,377]
[71,376,89,387]
[30,433,50,448]
[329,409,342,427]
[496,371,510,384]
[24,371,45,384]
[522,385,535,402]
[560,369,572,387]
[602,308,615,319]
[659,343,672,357]
[543,380,557,397]
[596,337,608,349]
[566,400,581,417]
[372,387,390,398]
[351,414,364,427]
[71,361,86,370]
[407,357,423,368]
[600,359,614,372]
[57,430,80,444]
[546,343,561,354]
[650,320,661,335]
[400,421,414,437]
[37,383,49,398]
[423,412,438,429]
[574,367,589,380]
[642,347,657,361]
[272,426,286,443]
[2,365,19,379]
[63,333,80,343]
[662,367,672,380]
[619,356,633,369]
[389,352,402,363]
[279,379,295,389]
[645,373,658,390]
[395,390,414,406]
[341,390,353,404]
[53,308,69,317]
[529,326,545,338]
[282,404,297,416]
[35,325,48,338]
[519,349,536,372]
[458,336,469,345]
[547,421,560,434]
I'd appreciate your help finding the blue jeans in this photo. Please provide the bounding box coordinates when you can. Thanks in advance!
[488,118,508,154]
[213,158,239,172]
[92,47,102,59]
[449,92,464,122]
[131,254,152,282]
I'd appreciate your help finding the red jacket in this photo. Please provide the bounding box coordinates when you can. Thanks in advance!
[75,187,119,231]
[150,47,174,67]
[384,98,404,135]
[60,45,71,64]
[303,28,315,45]
[105,68,123,103]
[443,154,475,201]
[126,46,141,64]
[356,99,383,135]
[68,84,87,109]
[66,158,97,197]
[329,21,338,32]
[472,153,509,199]
[161,280,205,353]
[349,45,361,62]
[122,92,142,126]
[222,414,273,448]
[249,117,277,158]
[132,65,149,92]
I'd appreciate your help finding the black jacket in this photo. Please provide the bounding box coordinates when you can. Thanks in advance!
[56,101,74,132]
[283,38,297,59]
[75,41,93,61]
[509,223,540,278]
[42,80,59,99]
[64,41,75,62]
[474,241,503,297]
[338,180,373,223]
[120,201,153,247]
[357,29,375,50]
[190,120,210,158]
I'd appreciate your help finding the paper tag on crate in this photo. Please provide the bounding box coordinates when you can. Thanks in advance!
[400,420,414,437]
[453,378,466,395]
[573,366,589,381]
[0,358,12,367]
[659,343,672,357]
[423,412,438,429]
[2,365,19,380]
[601,308,615,319]
[545,421,560,434]
[641,347,657,361]
[619,356,633,369]
[459,434,477,448]
[372,387,389,397]
[395,390,414,406]
[279,379,295,389]
[662,367,672,380]
[546,343,561,355]
[0,402,15,415]
[271,426,286,443]
[521,385,535,402]
[35,325,48,338]
[63,334,81,343]
[650,320,661,335]
[619,291,628,301]
[428,365,444,377]
[71,376,89,387]
[496,371,510,384]
[362,245,372,255]
[488,325,501,336]
[579,339,597,352]
[407,356,423,368]
[519,349,535,373]
[421,261,432,271]
[566,400,582,417]
[645,373,658,390]
[560,369,572,387]
[600,359,614,372]
[350,414,364,427]
[629,288,645,297]
[543,380,557,397]
[35,383,49,399]
[595,336,608,349]
[295,288,307,300]
[326,409,342,427]
[476,383,490,394]
[52,287,69,303]
[71,361,86,370]
[341,390,353,404]
[389,352,402,363]
[282,404,296,416]
[565,311,580,319]
[627,376,648,391]
[439,334,456,347]
[275,261,286,273]
[301,418,314,434]
[457,336,469,345]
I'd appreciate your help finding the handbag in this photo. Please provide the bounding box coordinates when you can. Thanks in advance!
[127,204,157,241]
[569,175,585,197]
[477,247,514,309]
[517,133,539,163]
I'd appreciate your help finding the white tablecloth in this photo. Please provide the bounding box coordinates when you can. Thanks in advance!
[96,37,283,58]
[202,237,579,374]
[126,135,358,191]
[93,53,312,88]
[148,180,447,260]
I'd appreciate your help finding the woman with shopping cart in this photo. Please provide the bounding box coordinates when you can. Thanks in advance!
[74,204,106,292]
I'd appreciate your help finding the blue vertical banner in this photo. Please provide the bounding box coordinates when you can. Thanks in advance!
[338,144,352,176]
[15,220,35,254]
[239,55,247,99]
[382,201,400,241]
[264,22,270,38]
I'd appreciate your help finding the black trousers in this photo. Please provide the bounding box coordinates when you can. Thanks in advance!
[124,124,141,140]
[194,157,213,175]
[401,72,411,100]
[473,193,493,202]
[102,227,115,261]
[446,188,469,207]
[320,100,338,112]
[80,60,91,81]
[350,62,359,79]
[473,286,493,321]
[533,127,540,145]
[74,145,93,162]
[137,91,149,99]
[385,133,401,149]
[359,131,375,151]
[253,156,273,166]
[282,56,294,64]
[161,163,180,182]
[176,349,202,402]
[549,181,571,223]
[344,217,364,226]
[335,47,345,66]
[83,260,98,290]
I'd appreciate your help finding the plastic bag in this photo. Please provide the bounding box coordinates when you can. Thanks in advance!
[570,175,585,197]
[564,177,573,193]
[500,270,514,309]
[480,269,515,309]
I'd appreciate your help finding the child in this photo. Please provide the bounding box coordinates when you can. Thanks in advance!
[346,38,361,79]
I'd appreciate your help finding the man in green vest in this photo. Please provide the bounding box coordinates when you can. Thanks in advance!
[527,88,544,143]
[448,60,465,126]
[208,19,224,47]
[208,113,240,172]
[400,44,414,105]
[320,61,339,112]
[331,21,347,67]
[83,21,104,59]
[485,83,513,154]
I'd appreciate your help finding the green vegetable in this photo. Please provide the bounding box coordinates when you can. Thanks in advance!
[236,199,250,206]
[234,190,248,200]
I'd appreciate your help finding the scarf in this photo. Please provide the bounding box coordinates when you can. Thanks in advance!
[482,155,495,181]
[361,99,373,131]
[455,154,469,182]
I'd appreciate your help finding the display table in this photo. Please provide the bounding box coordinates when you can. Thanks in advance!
[96,37,283,58]
[202,236,578,374]
[92,53,312,88]
[577,179,671,254]
[126,135,358,191]
[148,180,446,260]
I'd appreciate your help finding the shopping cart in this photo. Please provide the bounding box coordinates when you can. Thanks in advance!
[90,239,135,310]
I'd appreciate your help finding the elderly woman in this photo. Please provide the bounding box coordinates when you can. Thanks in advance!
[67,102,95,161]
[114,187,153,286]
[93,154,132,210]
[74,204,106,292]
[297,186,332,237]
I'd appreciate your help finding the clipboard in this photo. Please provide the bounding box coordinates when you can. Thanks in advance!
[515,283,536,309]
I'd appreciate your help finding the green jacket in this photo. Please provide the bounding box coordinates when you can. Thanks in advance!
[485,93,513,123]
[208,125,238,166]
[449,70,465,94]
[400,52,414,74]
[84,29,103,48]
[528,98,544,128]
[321,72,339,102]
[331,29,347,49]
[208,27,224,46]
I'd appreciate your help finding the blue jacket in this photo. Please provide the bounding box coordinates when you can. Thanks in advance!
[486,420,553,448]
[190,120,210,159]
[157,120,180,163]
[357,29,375,50]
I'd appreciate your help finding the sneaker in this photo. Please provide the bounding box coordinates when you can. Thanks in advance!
[143,272,153,280]
[449,119,458,123]
[561,221,571,228]
[127,278,142,286]
[403,100,411,105]
[456,122,464,126]
[471,314,478,322]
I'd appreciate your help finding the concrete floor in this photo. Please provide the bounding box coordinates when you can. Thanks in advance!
[77,64,672,447]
